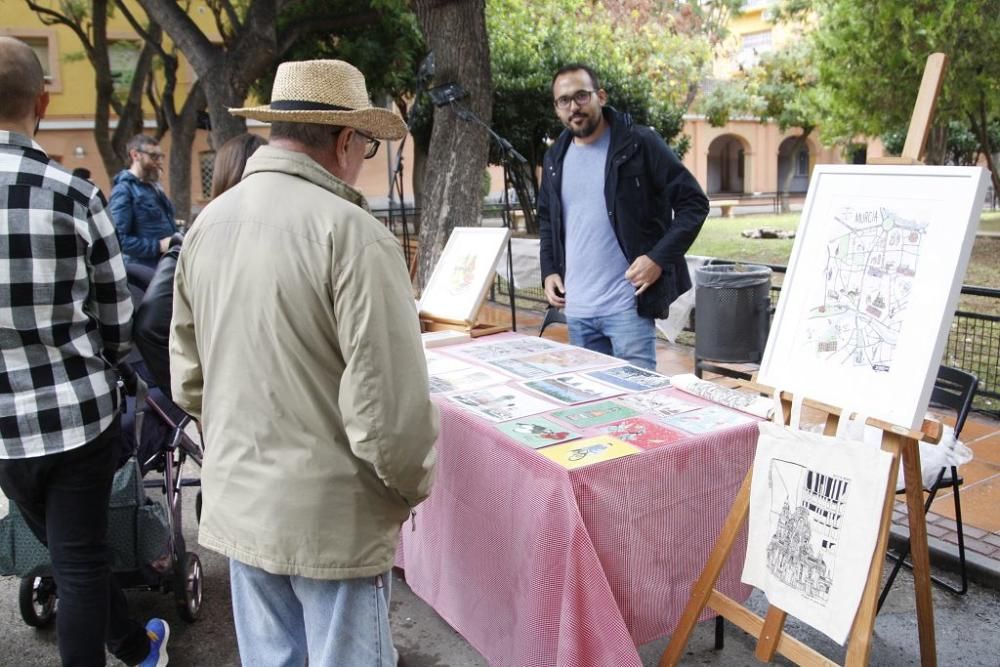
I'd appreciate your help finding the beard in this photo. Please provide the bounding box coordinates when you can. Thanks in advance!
[143,164,161,183]
[564,110,601,139]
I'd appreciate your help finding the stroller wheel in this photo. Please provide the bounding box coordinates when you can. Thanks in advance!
[175,552,203,622]
[19,576,57,628]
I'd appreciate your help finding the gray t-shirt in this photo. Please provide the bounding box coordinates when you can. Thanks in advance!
[560,130,634,318]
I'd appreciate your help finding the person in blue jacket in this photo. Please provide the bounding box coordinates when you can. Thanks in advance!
[109,134,180,268]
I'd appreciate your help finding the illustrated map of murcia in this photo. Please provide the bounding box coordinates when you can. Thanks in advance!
[806,206,927,372]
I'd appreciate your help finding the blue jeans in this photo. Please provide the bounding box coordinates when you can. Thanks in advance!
[567,309,657,370]
[229,559,395,667]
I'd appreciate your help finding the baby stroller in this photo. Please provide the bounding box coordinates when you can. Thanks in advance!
[0,263,205,628]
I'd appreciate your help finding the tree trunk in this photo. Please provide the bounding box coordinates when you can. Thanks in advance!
[969,103,1000,196]
[167,82,206,224]
[414,0,493,292]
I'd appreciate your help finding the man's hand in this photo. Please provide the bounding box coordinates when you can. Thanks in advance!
[543,273,566,307]
[625,255,663,296]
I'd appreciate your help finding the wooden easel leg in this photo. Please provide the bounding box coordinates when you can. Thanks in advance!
[755,607,788,662]
[900,436,937,666]
[658,470,753,667]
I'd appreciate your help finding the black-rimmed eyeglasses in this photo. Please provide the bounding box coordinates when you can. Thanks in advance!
[355,130,380,160]
[554,89,596,110]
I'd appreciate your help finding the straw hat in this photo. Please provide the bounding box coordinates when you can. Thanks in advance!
[229,60,407,140]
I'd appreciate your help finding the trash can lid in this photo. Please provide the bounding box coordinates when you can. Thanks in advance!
[695,263,772,288]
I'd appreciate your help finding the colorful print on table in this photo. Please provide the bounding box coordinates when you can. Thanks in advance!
[599,417,688,450]
[520,374,623,405]
[447,336,564,363]
[487,357,553,379]
[661,405,755,435]
[496,416,581,449]
[446,386,554,423]
[428,367,511,394]
[586,365,672,392]
[538,436,640,470]
[551,401,639,429]
[616,390,701,419]
[511,347,615,375]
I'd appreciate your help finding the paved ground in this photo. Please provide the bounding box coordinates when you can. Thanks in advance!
[3,474,1000,666]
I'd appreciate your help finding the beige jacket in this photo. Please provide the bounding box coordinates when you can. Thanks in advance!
[170,146,438,578]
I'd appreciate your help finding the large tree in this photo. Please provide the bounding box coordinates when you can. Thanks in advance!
[801,0,1000,191]
[412,0,493,290]
[24,0,161,176]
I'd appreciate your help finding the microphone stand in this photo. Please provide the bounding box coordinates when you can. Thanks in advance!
[446,101,526,332]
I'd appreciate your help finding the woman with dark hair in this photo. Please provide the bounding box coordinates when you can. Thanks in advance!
[211,132,267,199]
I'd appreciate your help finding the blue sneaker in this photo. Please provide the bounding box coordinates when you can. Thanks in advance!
[138,618,170,667]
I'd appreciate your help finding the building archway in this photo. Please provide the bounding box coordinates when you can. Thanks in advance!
[707,134,750,195]
[777,136,813,193]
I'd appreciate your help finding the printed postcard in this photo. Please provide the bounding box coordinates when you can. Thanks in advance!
[617,390,702,419]
[514,347,616,375]
[428,367,510,394]
[662,405,756,435]
[496,416,581,449]
[551,401,639,429]
[538,435,640,470]
[586,365,673,392]
[598,417,688,450]
[446,386,554,423]
[521,374,624,405]
[447,337,564,363]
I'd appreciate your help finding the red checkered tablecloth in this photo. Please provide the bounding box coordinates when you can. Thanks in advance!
[398,336,756,666]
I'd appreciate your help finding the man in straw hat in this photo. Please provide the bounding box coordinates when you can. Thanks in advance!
[170,59,438,665]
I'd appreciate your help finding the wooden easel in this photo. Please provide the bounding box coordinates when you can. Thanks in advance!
[659,53,950,667]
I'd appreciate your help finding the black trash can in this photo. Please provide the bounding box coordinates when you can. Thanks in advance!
[694,263,772,366]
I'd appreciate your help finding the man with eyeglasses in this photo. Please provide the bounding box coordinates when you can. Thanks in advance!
[109,134,181,268]
[171,59,437,666]
[538,64,709,370]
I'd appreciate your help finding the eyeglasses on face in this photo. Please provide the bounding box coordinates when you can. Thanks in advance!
[554,89,596,110]
[354,130,380,160]
[138,149,165,161]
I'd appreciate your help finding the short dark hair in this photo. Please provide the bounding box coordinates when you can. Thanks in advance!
[0,37,46,122]
[269,121,340,149]
[71,167,92,180]
[126,134,159,157]
[551,64,601,92]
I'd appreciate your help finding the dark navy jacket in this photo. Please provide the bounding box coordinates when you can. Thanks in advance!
[109,169,177,268]
[538,108,709,319]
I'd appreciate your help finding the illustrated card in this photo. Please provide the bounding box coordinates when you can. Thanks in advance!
[586,365,672,392]
[520,374,623,405]
[446,386,554,422]
[428,367,510,394]
[513,347,615,375]
[447,336,564,363]
[617,390,702,419]
[661,405,755,435]
[551,401,639,429]
[495,416,581,449]
[538,435,640,470]
[598,417,688,450]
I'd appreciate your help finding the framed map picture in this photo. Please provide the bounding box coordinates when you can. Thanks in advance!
[758,165,988,430]
[418,227,511,326]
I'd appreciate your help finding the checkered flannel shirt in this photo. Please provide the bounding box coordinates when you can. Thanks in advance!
[1,131,132,459]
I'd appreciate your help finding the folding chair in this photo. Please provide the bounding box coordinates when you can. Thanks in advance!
[878,365,978,610]
[538,305,567,337]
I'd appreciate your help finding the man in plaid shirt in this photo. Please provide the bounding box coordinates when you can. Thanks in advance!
[0,37,169,666]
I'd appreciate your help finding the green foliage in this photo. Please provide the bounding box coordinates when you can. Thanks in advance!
[480,0,696,175]
[256,1,423,113]
[806,0,1000,150]
[698,37,820,136]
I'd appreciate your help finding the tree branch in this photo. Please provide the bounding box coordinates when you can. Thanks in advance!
[136,0,219,75]
[24,0,97,63]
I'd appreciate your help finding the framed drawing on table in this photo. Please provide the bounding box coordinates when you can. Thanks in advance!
[418,226,511,335]
[757,164,989,430]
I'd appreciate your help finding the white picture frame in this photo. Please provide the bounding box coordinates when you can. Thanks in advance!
[418,227,511,326]
[758,164,988,430]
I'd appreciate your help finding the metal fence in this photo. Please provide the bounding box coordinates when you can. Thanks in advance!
[491,266,1000,415]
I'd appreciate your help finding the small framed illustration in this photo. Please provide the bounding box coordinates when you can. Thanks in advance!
[418,227,511,327]
[758,165,988,430]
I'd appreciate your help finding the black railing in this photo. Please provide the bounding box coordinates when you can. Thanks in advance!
[491,265,1000,415]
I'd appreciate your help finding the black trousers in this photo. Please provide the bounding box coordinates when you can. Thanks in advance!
[0,421,149,666]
